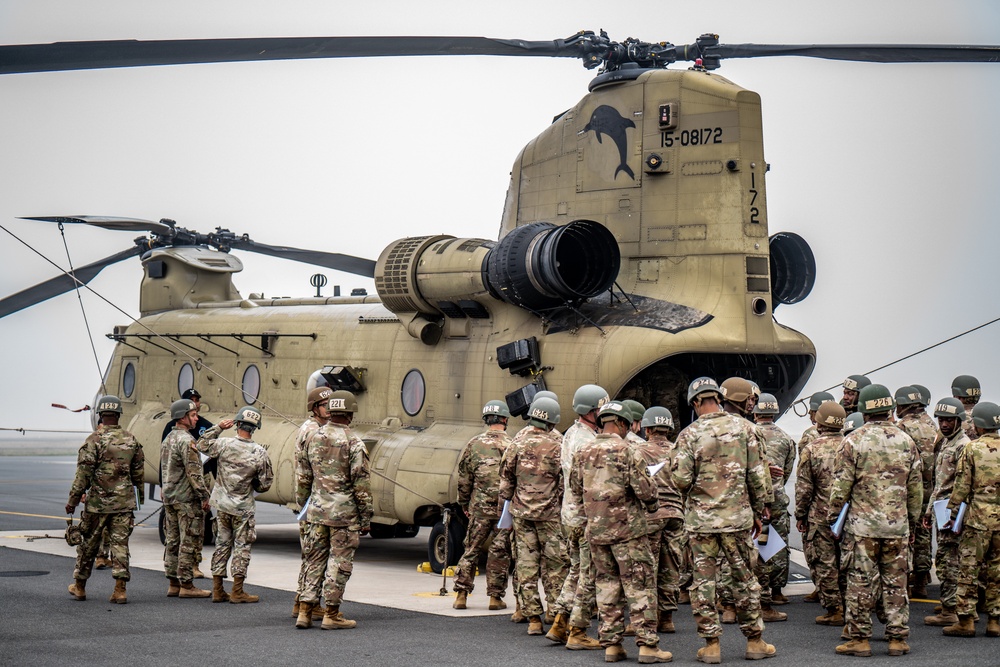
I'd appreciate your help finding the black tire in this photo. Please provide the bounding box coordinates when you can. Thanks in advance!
[368,523,396,539]
[428,518,466,574]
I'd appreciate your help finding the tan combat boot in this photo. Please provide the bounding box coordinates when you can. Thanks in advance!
[489,595,506,610]
[166,577,180,597]
[605,644,627,662]
[745,635,776,660]
[292,595,300,618]
[910,571,929,599]
[943,614,977,637]
[178,581,211,598]
[721,604,737,624]
[924,605,958,627]
[761,604,787,622]
[696,637,721,664]
[678,589,690,605]
[888,638,910,656]
[638,645,673,663]
[658,611,675,633]
[803,588,820,603]
[321,605,357,630]
[527,615,544,635]
[109,579,127,604]
[566,626,602,650]
[453,590,468,610]
[987,616,1000,637]
[835,638,872,656]
[229,575,259,603]
[545,608,555,625]
[295,601,316,629]
[95,556,111,570]
[67,579,87,601]
[770,587,789,605]
[212,575,230,603]
[545,612,569,644]
[510,601,526,623]
[192,564,206,579]
[624,623,636,636]
[816,607,845,626]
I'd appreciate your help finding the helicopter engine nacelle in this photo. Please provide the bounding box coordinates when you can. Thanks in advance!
[768,231,816,306]
[374,219,620,340]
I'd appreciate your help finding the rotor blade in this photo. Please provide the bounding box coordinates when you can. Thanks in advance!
[19,215,174,235]
[227,238,375,278]
[704,43,1000,64]
[0,245,143,318]
[0,36,581,75]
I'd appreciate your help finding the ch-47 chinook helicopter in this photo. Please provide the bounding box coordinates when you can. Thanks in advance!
[2,32,998,570]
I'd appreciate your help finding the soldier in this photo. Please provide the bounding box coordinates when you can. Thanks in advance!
[547,384,608,650]
[295,390,372,630]
[795,401,847,626]
[942,401,1000,638]
[64,395,144,604]
[622,399,647,447]
[752,393,796,606]
[829,384,923,657]
[292,386,333,620]
[922,397,971,627]
[195,406,274,604]
[568,400,672,663]
[894,385,939,599]
[636,406,686,635]
[498,395,568,636]
[840,374,872,415]
[799,389,835,603]
[453,400,513,612]
[672,377,776,663]
[161,398,212,598]
[951,375,982,441]
[843,412,864,435]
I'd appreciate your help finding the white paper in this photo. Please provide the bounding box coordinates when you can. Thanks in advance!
[831,503,849,539]
[497,499,513,529]
[757,529,786,562]
[933,499,952,529]
[953,502,968,534]
[297,497,311,521]
[647,461,667,477]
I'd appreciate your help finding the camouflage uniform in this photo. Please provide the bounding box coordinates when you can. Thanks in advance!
[948,432,1000,618]
[960,410,979,442]
[828,420,923,642]
[795,430,845,611]
[635,431,685,617]
[671,411,770,640]
[568,431,660,648]
[926,428,972,609]
[897,411,939,577]
[454,428,512,597]
[758,422,795,591]
[195,424,274,578]
[161,425,210,584]
[551,419,598,628]
[293,417,324,599]
[499,425,567,618]
[68,425,144,582]
[295,421,372,606]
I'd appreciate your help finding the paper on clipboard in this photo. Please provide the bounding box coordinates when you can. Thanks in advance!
[647,461,667,477]
[953,502,968,534]
[933,499,952,529]
[297,497,311,521]
[757,529,786,562]
[497,500,513,529]
[831,503,849,539]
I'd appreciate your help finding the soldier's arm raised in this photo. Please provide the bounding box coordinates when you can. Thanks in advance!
[194,423,225,456]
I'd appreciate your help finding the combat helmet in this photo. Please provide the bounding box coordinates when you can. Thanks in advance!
[933,397,966,419]
[170,398,197,420]
[572,384,609,415]
[622,399,646,424]
[952,375,982,399]
[816,401,847,430]
[641,406,674,430]
[809,391,836,411]
[534,390,559,403]
[843,412,864,434]
[598,400,632,425]
[482,400,511,420]
[843,375,872,392]
[858,384,894,415]
[687,377,722,405]
[754,393,780,415]
[894,386,923,407]
[95,395,123,415]
[306,386,333,411]
[527,396,560,426]
[235,406,263,431]
[910,384,931,406]
[971,402,1000,430]
[328,390,358,414]
[720,377,754,406]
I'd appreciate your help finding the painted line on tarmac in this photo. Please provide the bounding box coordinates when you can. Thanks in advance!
[0,509,69,520]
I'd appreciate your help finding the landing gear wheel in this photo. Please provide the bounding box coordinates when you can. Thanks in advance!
[428,518,466,574]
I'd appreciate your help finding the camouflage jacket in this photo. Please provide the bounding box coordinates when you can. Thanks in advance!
[758,422,795,508]
[196,425,274,516]
[634,432,684,525]
[671,411,770,533]
[457,428,510,518]
[296,422,373,530]
[948,432,1000,531]
[828,420,923,538]
[560,419,598,527]
[68,425,144,513]
[161,425,209,505]
[625,431,646,448]
[499,425,562,521]
[794,430,843,525]
[961,410,979,442]
[926,428,971,516]
[897,411,939,491]
[568,432,656,545]
[294,416,324,461]
[798,424,819,457]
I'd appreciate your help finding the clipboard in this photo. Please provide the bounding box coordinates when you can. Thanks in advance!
[497,499,513,529]
[297,497,311,521]
[953,502,968,534]
[757,529,786,562]
[647,461,666,477]
[831,503,849,539]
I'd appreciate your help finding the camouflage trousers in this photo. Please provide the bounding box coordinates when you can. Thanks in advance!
[720,550,770,606]
[163,502,204,583]
[935,528,961,609]
[298,522,360,606]
[689,530,763,639]
[647,518,685,614]
[551,524,596,628]
[842,533,909,640]
[73,511,134,581]
[454,515,511,597]
[592,536,659,648]
[512,517,567,617]
[211,511,256,578]
[803,522,843,611]
[955,526,1000,617]
[765,503,791,589]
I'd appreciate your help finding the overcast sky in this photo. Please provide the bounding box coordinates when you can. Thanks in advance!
[1,0,998,439]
